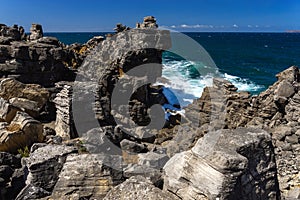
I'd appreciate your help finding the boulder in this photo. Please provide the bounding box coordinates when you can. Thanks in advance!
[9,97,40,118]
[123,164,163,187]
[163,128,280,200]
[29,24,43,40]
[138,151,169,169]
[0,97,19,123]
[0,112,43,153]
[103,176,179,200]
[19,144,77,198]
[81,127,122,155]
[136,16,158,29]
[120,139,147,153]
[0,78,49,109]
[50,154,124,199]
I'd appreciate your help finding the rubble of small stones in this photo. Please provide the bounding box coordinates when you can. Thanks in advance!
[0,16,299,200]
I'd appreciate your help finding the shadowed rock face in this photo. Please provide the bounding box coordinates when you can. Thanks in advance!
[0,24,84,87]
[74,27,172,132]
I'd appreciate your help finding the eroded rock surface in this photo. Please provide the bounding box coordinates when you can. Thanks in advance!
[164,128,280,200]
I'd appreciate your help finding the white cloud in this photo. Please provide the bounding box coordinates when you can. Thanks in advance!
[181,24,189,28]
[248,25,252,28]
[178,24,214,29]
[233,24,238,28]
[171,25,176,28]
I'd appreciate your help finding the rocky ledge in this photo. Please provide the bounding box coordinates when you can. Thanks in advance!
[0,16,299,200]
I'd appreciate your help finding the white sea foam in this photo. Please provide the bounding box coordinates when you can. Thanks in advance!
[156,60,264,108]
[223,73,264,92]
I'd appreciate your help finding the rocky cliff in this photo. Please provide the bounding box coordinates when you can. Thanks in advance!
[0,16,299,200]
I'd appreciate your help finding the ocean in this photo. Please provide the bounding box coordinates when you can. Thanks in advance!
[45,32,300,105]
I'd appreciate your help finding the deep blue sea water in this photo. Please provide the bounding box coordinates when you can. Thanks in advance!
[45,32,300,104]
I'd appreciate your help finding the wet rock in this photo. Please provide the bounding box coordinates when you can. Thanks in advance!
[103,176,179,200]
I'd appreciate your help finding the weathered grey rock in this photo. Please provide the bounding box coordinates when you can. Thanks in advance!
[0,111,43,153]
[114,23,130,33]
[138,151,169,169]
[50,154,124,200]
[120,139,147,153]
[0,25,79,86]
[136,16,158,29]
[29,24,43,40]
[15,184,51,200]
[81,127,122,155]
[9,97,40,117]
[163,128,280,200]
[21,144,77,198]
[272,125,293,141]
[286,187,300,199]
[53,83,76,139]
[37,36,60,46]
[0,97,18,123]
[103,176,179,200]
[79,21,171,129]
[275,80,295,98]
[123,164,163,187]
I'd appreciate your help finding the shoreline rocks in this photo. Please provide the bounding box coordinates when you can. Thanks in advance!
[0,17,299,199]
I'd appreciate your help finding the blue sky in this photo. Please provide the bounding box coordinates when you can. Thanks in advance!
[0,0,299,32]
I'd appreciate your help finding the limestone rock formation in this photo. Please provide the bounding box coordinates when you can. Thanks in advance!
[0,112,44,153]
[53,82,76,139]
[0,78,49,109]
[0,24,23,41]
[0,25,78,86]
[77,27,171,129]
[29,24,43,40]
[1,17,299,199]
[103,176,179,200]
[17,144,77,199]
[136,16,158,29]
[163,128,280,200]
[50,154,124,200]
